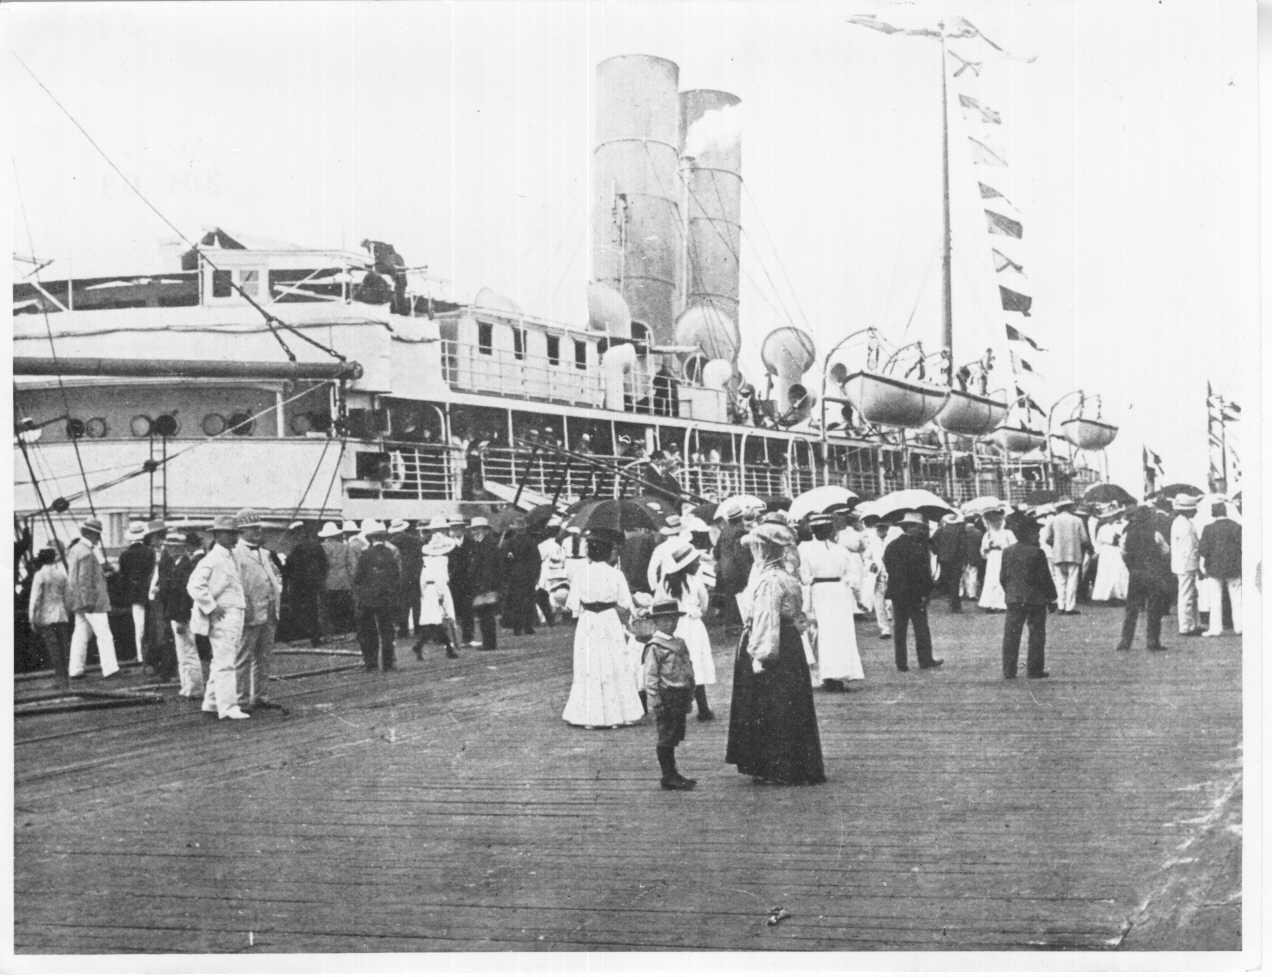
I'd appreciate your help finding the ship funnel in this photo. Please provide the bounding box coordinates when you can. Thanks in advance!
[761,327,817,426]
[587,281,632,338]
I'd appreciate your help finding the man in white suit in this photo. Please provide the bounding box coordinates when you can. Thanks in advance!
[189,515,250,720]
[1043,499,1091,614]
[1169,494,1203,636]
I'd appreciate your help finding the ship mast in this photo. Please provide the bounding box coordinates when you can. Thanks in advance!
[939,29,954,369]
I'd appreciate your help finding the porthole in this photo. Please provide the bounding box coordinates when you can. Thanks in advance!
[130,414,153,437]
[84,418,108,438]
[202,413,227,436]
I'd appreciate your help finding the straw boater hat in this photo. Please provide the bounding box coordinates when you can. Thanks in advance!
[235,508,263,529]
[211,515,238,533]
[808,512,834,526]
[163,530,186,545]
[659,514,683,536]
[664,539,700,574]
[649,598,686,620]
[125,521,148,542]
[425,515,450,532]
[469,516,491,529]
[741,521,795,549]
[898,511,927,528]
[448,515,467,527]
[1172,493,1200,512]
[360,518,386,537]
[81,517,104,536]
[317,521,342,539]
[388,519,410,534]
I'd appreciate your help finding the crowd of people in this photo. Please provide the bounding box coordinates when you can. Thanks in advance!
[22,483,1243,789]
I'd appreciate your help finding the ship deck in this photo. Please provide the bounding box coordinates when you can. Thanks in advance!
[12,603,1242,955]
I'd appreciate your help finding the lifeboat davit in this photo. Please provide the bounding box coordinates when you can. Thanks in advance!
[1061,417,1118,450]
[934,390,1008,437]
[989,424,1047,453]
[841,371,950,428]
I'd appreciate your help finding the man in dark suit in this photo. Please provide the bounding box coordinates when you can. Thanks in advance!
[499,517,541,636]
[883,511,942,672]
[929,513,966,612]
[447,518,475,645]
[1199,502,1242,637]
[1000,513,1058,679]
[466,517,502,650]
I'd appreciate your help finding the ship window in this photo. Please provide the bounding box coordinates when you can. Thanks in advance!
[512,328,525,361]
[212,269,233,298]
[477,322,493,355]
[574,341,587,370]
[239,269,261,297]
[546,335,561,366]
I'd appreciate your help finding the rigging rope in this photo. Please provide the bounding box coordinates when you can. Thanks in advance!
[315,439,348,521]
[737,179,817,335]
[285,435,333,524]
[13,159,98,515]
[12,55,347,364]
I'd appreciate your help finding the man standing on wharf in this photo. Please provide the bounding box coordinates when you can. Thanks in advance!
[883,511,942,672]
[1043,498,1091,615]
[929,512,966,612]
[233,509,283,711]
[189,515,250,720]
[66,516,121,680]
[1000,512,1057,679]
[1169,494,1204,636]
[466,516,502,650]
[353,519,402,670]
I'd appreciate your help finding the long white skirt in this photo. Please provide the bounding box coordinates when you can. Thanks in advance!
[809,580,865,682]
[561,609,645,728]
[1091,545,1129,601]
[675,615,716,687]
[979,550,1007,610]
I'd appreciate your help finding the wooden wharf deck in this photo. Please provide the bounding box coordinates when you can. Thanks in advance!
[11,603,1242,954]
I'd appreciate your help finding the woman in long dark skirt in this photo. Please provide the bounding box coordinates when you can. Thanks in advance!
[725,520,825,786]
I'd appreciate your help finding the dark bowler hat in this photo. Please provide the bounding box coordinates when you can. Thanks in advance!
[650,599,685,618]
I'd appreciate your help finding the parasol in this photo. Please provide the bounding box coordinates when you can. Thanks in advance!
[858,488,954,523]
[1082,483,1136,507]
[564,498,660,535]
[719,494,765,517]
[691,502,719,523]
[789,485,860,522]
[960,496,1006,517]
[1155,482,1204,501]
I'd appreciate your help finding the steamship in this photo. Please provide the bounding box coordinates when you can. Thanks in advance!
[13,54,1107,552]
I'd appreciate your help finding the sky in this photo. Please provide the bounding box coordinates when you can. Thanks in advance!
[3,0,1260,491]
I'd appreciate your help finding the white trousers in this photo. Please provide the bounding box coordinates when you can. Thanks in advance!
[69,612,120,677]
[131,603,147,660]
[1056,563,1081,612]
[172,621,204,697]
[1176,571,1199,633]
[1203,577,1242,636]
[874,577,892,635]
[201,609,245,718]
[960,564,980,600]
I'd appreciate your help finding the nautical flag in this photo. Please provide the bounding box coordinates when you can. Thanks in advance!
[968,138,1005,167]
[1014,386,1045,416]
[945,16,1038,62]
[1143,446,1164,476]
[992,247,1023,274]
[1005,323,1045,351]
[959,94,1002,124]
[949,50,983,78]
[1011,352,1038,375]
[1000,285,1033,316]
[985,210,1022,238]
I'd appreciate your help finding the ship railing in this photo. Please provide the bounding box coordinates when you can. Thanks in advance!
[440,340,727,419]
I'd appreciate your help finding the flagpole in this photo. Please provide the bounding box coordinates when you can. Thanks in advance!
[940,29,954,359]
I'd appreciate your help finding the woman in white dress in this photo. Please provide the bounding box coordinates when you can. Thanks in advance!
[1091,517,1130,603]
[978,509,1016,612]
[653,538,717,720]
[414,533,459,659]
[799,514,865,690]
[834,514,866,614]
[562,531,645,729]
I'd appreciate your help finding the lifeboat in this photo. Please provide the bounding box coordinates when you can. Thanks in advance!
[841,371,950,429]
[1060,417,1118,451]
[934,390,1008,437]
[989,423,1047,453]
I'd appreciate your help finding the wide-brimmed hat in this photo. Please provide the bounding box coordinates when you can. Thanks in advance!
[1172,493,1200,512]
[80,517,104,536]
[469,516,491,529]
[421,535,455,557]
[211,515,238,533]
[163,530,187,545]
[649,598,685,619]
[425,516,451,531]
[288,520,305,531]
[125,521,148,542]
[388,519,410,534]
[898,511,927,527]
[1055,498,1076,510]
[664,539,700,573]
[234,508,263,529]
[146,518,167,537]
[447,515,467,527]
[341,520,359,534]
[659,514,683,536]
[717,499,743,521]
[807,513,834,527]
[741,522,796,549]
[317,521,342,539]
[361,518,386,536]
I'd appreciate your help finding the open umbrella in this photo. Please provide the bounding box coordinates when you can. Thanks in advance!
[1082,483,1136,507]
[764,495,793,513]
[1156,482,1204,501]
[691,502,719,523]
[628,495,676,529]
[564,498,659,535]
[858,488,953,523]
[789,485,860,522]
[961,496,1006,517]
